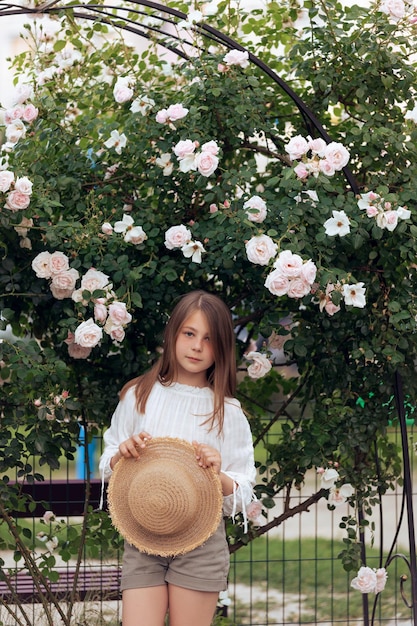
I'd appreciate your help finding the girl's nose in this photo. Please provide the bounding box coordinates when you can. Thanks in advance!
[193,338,203,351]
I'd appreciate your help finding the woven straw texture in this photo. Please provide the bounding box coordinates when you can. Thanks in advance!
[108,437,223,556]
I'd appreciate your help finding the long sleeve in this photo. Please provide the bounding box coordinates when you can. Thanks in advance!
[98,382,256,521]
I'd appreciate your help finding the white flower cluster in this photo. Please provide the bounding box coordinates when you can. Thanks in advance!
[173,139,220,177]
[164,224,206,264]
[101,213,147,245]
[0,170,33,213]
[31,252,132,358]
[285,135,350,179]
[357,191,411,232]
[1,83,39,152]
[316,465,354,507]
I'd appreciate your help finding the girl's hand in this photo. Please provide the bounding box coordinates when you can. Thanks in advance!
[111,432,152,468]
[192,441,221,475]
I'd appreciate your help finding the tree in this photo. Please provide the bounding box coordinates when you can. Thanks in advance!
[1,0,417,622]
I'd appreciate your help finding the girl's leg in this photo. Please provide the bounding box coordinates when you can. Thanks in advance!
[122,585,169,626]
[167,584,219,626]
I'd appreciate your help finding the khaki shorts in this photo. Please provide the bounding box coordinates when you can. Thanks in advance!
[120,521,229,593]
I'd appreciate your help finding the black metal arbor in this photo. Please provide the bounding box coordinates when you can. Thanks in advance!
[0,2,416,624]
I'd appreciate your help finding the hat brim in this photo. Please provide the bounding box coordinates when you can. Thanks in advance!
[108,437,223,557]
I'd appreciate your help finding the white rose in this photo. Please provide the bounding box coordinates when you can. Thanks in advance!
[223,49,250,68]
[195,151,219,177]
[285,135,309,160]
[273,250,303,278]
[113,79,134,103]
[243,195,267,223]
[351,567,378,594]
[50,268,79,292]
[299,259,317,285]
[125,225,147,245]
[320,467,340,489]
[5,191,30,211]
[49,251,70,275]
[165,224,192,250]
[287,277,311,299]
[0,170,14,192]
[74,318,103,348]
[245,235,277,266]
[246,352,272,379]
[323,142,350,171]
[80,268,110,293]
[108,302,132,326]
[5,120,26,144]
[32,251,52,279]
[14,176,33,195]
[201,140,220,155]
[264,268,290,296]
[173,139,196,160]
[165,103,189,121]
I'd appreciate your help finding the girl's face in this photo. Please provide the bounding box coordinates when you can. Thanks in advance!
[174,310,215,387]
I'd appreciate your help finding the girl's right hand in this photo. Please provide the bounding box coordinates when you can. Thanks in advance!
[110,431,152,468]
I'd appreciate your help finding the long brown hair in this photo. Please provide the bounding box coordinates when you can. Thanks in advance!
[120,290,237,433]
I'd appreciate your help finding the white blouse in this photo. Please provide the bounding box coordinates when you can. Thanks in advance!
[99,381,257,522]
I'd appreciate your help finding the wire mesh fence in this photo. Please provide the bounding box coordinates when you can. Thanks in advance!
[2,421,415,626]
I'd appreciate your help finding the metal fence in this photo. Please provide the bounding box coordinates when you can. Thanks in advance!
[2,420,415,626]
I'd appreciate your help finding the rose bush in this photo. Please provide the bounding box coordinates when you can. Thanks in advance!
[1,0,417,622]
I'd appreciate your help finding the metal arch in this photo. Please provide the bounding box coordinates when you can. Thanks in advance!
[0,0,360,194]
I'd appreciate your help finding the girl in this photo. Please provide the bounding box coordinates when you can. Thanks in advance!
[99,290,256,626]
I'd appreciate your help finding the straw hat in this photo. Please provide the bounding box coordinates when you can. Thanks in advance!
[107,437,223,557]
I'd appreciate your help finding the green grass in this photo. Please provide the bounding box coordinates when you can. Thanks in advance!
[229,536,412,624]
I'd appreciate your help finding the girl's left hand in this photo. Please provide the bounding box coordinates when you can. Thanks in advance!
[192,441,221,474]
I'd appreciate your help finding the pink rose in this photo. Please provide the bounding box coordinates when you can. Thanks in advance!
[5,190,30,211]
[294,163,309,179]
[155,109,169,123]
[375,568,388,593]
[101,222,113,235]
[173,139,196,160]
[74,318,103,348]
[245,235,277,266]
[264,268,290,296]
[308,137,327,156]
[32,251,52,279]
[4,106,24,123]
[287,277,311,299]
[113,79,134,103]
[376,210,398,231]
[246,351,272,379]
[50,267,79,292]
[94,302,108,323]
[324,301,341,316]
[165,103,189,121]
[108,301,132,326]
[0,170,15,192]
[323,142,350,171]
[366,206,379,218]
[351,567,378,594]
[108,324,126,342]
[49,251,70,275]
[195,151,219,177]
[165,224,192,250]
[299,259,317,285]
[246,500,264,525]
[285,135,309,160]
[319,159,335,176]
[22,104,39,123]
